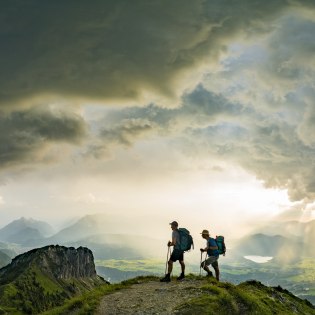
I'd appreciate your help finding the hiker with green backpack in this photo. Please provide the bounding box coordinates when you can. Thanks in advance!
[200,229,225,281]
[160,221,193,282]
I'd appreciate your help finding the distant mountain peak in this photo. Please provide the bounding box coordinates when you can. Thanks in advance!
[0,217,54,243]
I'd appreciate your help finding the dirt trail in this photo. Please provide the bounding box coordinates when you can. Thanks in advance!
[96,278,207,315]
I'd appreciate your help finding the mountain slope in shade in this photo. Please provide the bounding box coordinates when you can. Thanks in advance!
[249,219,315,257]
[254,220,315,238]
[0,245,106,314]
[234,233,303,256]
[0,250,11,268]
[5,227,43,246]
[65,233,164,259]
[0,217,54,243]
[46,214,120,243]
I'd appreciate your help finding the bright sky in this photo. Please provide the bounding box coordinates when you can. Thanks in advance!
[1,1,315,239]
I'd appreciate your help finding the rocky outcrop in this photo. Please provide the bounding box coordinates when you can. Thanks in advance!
[0,245,107,314]
[35,245,97,279]
[0,245,101,284]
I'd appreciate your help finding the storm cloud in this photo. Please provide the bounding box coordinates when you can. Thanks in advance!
[0,106,86,168]
[89,78,315,202]
[1,0,312,107]
[1,0,315,216]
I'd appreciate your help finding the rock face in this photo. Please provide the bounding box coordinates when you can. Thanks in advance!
[0,245,107,314]
[33,245,97,279]
[0,245,98,280]
[41,245,97,279]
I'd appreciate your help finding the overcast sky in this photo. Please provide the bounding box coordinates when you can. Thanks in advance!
[1,0,315,238]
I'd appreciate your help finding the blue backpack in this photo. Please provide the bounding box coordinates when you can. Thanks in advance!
[215,235,226,255]
[178,228,194,251]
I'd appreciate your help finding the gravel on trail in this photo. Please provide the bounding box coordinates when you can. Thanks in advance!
[96,278,209,315]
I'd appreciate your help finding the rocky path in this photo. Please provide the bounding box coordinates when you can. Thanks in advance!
[96,278,207,315]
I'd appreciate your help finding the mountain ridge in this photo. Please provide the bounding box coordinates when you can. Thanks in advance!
[0,217,54,244]
[0,245,107,314]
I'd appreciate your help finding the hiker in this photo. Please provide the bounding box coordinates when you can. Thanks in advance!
[160,221,185,282]
[200,229,220,281]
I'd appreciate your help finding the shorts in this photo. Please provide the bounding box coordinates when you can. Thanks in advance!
[170,249,184,262]
[202,255,219,268]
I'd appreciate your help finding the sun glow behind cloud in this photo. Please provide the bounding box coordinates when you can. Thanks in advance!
[1,0,315,241]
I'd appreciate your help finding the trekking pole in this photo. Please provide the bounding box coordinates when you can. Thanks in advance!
[204,253,208,276]
[164,246,170,275]
[199,251,203,276]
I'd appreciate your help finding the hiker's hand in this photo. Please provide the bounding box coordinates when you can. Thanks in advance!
[167,241,172,247]
[200,248,205,252]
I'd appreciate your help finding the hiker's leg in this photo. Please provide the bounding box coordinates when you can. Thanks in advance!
[213,266,220,281]
[179,260,185,274]
[168,260,173,274]
[201,258,210,272]
[201,260,212,274]
[176,258,185,280]
[203,264,211,274]
[212,260,220,281]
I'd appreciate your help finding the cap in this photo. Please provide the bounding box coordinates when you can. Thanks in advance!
[200,229,209,235]
[169,221,178,227]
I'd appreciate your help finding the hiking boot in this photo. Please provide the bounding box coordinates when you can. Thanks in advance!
[206,271,213,277]
[160,274,171,282]
[177,273,185,281]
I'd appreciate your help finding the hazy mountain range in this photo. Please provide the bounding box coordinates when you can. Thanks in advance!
[0,215,163,264]
[0,216,314,267]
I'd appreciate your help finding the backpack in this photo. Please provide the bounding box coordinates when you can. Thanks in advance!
[178,228,194,251]
[215,235,226,255]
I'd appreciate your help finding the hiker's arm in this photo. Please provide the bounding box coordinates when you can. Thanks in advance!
[168,236,176,247]
[206,240,218,250]
[167,236,176,247]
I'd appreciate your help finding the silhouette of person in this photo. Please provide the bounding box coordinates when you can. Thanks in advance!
[160,221,185,282]
[200,229,220,281]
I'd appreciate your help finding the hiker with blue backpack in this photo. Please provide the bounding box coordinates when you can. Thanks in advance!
[200,229,224,281]
[160,221,193,282]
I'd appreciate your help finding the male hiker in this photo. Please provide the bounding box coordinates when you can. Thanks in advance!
[200,229,220,281]
[160,221,185,282]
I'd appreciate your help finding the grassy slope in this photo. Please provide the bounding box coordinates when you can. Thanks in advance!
[95,259,164,273]
[221,257,315,304]
[0,263,106,314]
[177,279,315,315]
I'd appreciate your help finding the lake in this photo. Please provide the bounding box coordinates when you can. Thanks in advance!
[244,256,273,263]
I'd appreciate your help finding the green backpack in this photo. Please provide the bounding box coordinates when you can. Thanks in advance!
[215,235,226,255]
[178,228,194,252]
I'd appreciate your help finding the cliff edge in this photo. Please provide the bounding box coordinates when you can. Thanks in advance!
[0,245,107,314]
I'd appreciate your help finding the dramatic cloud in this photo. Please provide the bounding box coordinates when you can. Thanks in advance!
[1,0,312,107]
[1,0,315,224]
[100,118,154,147]
[0,106,86,168]
[87,77,315,202]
